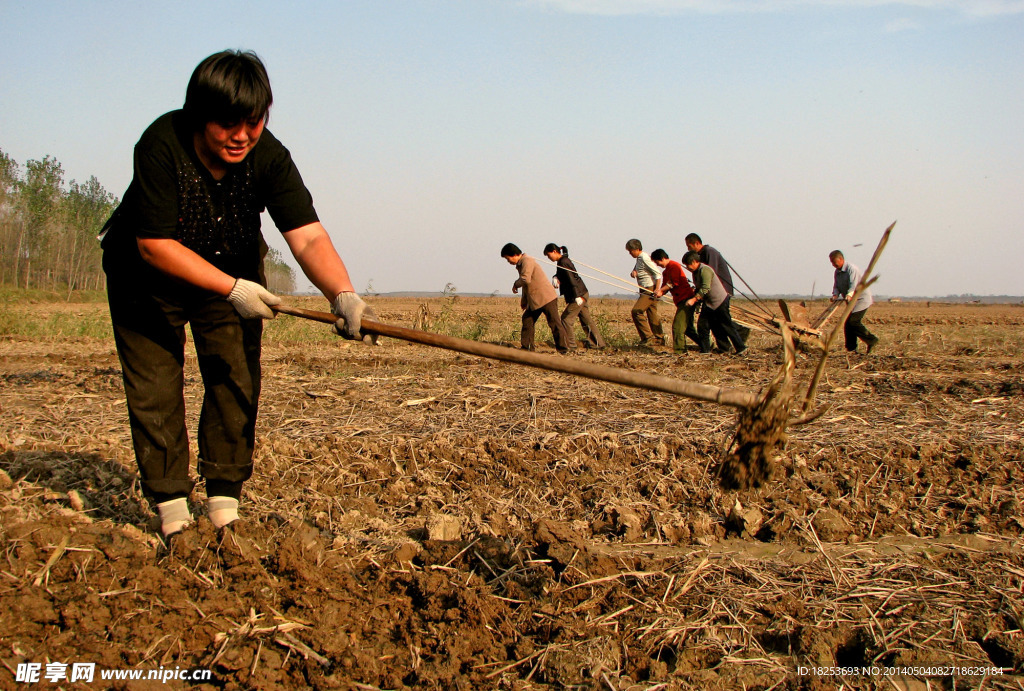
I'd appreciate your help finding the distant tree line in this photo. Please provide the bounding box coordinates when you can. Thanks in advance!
[0,148,116,293]
[0,147,296,295]
[264,247,296,295]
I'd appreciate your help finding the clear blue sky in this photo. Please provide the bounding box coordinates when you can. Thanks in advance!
[2,0,1022,297]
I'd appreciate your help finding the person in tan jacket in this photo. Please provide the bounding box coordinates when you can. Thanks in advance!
[501,243,570,353]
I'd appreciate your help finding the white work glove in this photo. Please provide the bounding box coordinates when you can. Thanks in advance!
[331,292,380,345]
[551,277,560,289]
[574,297,584,306]
[227,279,281,319]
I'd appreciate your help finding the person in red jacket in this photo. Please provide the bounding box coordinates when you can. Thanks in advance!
[651,249,700,354]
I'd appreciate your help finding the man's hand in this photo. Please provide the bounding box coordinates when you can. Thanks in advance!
[227,279,281,319]
[331,292,380,344]
[575,297,584,306]
[552,277,560,289]
[512,284,520,294]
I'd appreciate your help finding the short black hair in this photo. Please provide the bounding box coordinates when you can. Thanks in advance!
[625,239,642,251]
[500,243,522,258]
[650,249,669,261]
[184,50,273,131]
[682,251,701,266]
[829,250,845,261]
[685,233,702,245]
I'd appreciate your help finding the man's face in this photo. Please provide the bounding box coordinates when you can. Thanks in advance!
[685,240,700,252]
[627,248,641,258]
[831,255,845,270]
[653,258,669,269]
[504,255,520,265]
[197,117,265,168]
[684,261,699,273]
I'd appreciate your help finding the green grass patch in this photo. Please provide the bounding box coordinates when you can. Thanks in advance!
[0,286,108,304]
[0,306,113,340]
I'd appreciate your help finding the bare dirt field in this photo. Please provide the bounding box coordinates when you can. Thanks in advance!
[1,296,1022,689]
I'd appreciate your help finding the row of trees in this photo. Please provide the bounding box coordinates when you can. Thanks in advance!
[0,148,116,293]
[0,147,296,295]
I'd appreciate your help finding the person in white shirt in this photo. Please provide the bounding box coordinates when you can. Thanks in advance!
[625,238,665,346]
[830,250,879,354]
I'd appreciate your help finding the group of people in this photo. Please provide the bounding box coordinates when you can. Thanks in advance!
[103,49,879,541]
[501,233,750,357]
[502,236,880,360]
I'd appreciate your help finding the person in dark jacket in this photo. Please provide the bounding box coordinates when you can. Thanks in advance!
[684,233,751,350]
[682,251,746,355]
[543,243,606,349]
[101,50,377,539]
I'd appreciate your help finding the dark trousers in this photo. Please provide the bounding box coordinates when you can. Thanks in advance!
[522,299,570,353]
[560,294,606,348]
[712,297,750,350]
[697,301,745,353]
[107,274,262,503]
[844,308,876,351]
[631,292,664,342]
[671,302,700,352]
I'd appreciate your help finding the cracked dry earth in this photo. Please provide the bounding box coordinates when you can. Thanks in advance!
[1,298,1022,689]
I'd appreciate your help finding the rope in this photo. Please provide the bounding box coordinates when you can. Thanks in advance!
[544,260,674,304]
[722,258,776,319]
[570,259,642,292]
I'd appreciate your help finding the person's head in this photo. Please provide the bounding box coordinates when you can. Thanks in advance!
[684,233,703,252]
[625,238,642,258]
[681,251,701,270]
[185,50,273,169]
[829,250,845,270]
[650,248,670,268]
[501,243,523,264]
[543,243,565,261]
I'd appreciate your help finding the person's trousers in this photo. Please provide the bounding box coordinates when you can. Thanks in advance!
[712,297,749,350]
[560,294,606,348]
[697,302,745,353]
[843,308,876,351]
[631,292,664,342]
[522,299,570,353]
[107,277,263,503]
[671,302,700,353]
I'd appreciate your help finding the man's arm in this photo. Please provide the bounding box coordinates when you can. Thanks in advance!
[688,266,712,305]
[282,222,356,300]
[513,257,533,291]
[137,238,236,295]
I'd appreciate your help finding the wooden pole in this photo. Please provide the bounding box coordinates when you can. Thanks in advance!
[272,304,759,410]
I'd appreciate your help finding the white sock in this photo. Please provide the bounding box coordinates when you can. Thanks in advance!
[156,497,192,537]
[207,496,240,529]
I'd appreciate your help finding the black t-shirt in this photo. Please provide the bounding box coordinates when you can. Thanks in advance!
[102,111,318,277]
